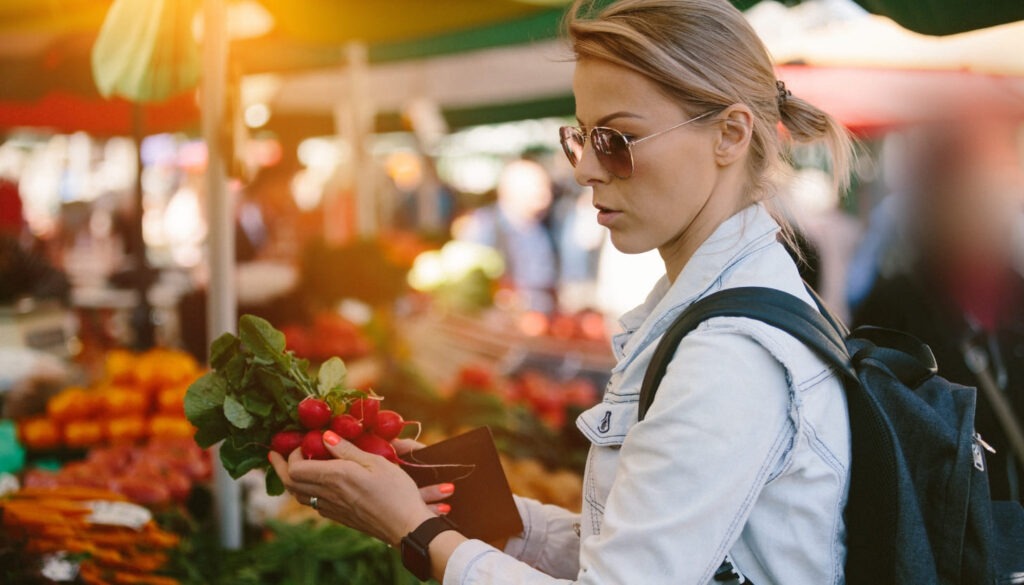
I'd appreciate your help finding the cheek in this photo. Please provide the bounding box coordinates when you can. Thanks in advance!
[629,149,716,228]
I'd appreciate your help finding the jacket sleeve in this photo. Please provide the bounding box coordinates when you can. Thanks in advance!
[445,495,581,584]
[443,326,793,585]
[502,496,581,577]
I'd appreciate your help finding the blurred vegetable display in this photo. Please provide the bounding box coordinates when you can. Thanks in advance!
[17,348,201,452]
[165,518,423,585]
[1,486,181,585]
[407,241,504,312]
[299,239,410,309]
[22,439,210,507]
[280,312,373,363]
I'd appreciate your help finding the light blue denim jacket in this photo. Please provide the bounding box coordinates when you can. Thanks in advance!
[444,204,851,585]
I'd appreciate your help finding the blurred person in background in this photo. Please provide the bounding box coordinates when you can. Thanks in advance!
[846,133,911,313]
[390,152,457,235]
[0,178,70,416]
[853,119,1024,503]
[0,178,70,305]
[552,186,605,313]
[456,158,560,313]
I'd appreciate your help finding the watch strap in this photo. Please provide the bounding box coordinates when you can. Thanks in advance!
[401,516,459,581]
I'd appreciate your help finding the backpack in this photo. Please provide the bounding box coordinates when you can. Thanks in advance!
[637,287,1024,585]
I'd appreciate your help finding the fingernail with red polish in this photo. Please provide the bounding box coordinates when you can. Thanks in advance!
[323,431,341,446]
[437,503,451,515]
[267,452,273,462]
[439,483,455,495]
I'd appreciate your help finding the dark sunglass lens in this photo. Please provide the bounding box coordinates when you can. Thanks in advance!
[593,129,633,178]
[559,127,583,167]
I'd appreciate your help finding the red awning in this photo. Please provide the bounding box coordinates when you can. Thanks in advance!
[777,65,1024,137]
[0,90,199,136]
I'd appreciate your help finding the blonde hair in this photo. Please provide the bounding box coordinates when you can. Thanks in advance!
[565,0,853,222]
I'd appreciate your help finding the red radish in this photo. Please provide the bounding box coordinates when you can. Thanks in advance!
[270,430,305,456]
[372,410,418,441]
[300,430,331,460]
[297,398,332,430]
[353,433,399,463]
[329,414,363,440]
[350,398,380,428]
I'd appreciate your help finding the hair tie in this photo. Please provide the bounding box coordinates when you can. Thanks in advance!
[775,80,792,107]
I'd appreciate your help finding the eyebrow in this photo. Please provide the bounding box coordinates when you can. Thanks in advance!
[576,111,644,127]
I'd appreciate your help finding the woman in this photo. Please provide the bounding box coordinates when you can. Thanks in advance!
[270,0,853,582]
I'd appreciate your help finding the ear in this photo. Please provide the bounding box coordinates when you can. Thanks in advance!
[712,104,754,167]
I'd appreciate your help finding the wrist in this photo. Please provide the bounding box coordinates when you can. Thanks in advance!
[393,508,435,547]
[400,515,461,581]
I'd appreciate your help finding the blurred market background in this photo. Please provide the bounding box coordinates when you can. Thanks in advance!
[1,0,1022,583]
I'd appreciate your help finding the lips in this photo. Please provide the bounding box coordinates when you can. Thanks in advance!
[594,203,623,228]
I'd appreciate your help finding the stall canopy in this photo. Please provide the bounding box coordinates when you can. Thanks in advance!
[258,3,1024,138]
[0,0,578,135]
[1,0,1023,136]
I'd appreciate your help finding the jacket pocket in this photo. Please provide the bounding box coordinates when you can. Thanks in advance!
[576,399,638,447]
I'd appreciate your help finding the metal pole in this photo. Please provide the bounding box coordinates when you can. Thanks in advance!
[347,42,376,237]
[201,0,241,550]
[131,103,155,349]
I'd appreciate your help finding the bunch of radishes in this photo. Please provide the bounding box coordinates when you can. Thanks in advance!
[269,395,419,463]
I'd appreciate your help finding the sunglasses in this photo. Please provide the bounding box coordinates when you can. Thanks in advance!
[559,110,715,179]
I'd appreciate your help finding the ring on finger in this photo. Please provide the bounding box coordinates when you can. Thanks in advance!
[309,496,319,510]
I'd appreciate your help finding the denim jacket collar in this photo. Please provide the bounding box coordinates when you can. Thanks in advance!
[610,204,781,371]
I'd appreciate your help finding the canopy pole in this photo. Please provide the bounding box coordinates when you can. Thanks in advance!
[347,42,376,237]
[202,0,241,550]
[130,103,155,349]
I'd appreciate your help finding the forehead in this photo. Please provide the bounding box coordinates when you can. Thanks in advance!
[572,57,678,124]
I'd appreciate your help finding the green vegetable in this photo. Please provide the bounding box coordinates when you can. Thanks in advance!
[184,314,367,495]
[164,514,425,585]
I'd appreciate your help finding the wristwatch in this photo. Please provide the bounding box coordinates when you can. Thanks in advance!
[401,515,459,581]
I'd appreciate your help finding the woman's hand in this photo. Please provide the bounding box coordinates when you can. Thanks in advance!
[269,430,453,546]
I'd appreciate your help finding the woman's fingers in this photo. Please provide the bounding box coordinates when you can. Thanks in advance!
[428,502,452,515]
[268,450,293,487]
[323,433,380,465]
[269,449,327,508]
[419,483,455,504]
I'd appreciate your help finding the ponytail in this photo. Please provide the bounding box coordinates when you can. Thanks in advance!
[778,87,855,195]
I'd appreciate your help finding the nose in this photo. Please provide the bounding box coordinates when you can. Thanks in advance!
[572,134,611,187]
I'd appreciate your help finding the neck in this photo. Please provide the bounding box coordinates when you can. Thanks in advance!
[660,185,748,282]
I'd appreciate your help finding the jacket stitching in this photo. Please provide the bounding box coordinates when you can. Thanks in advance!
[703,415,792,584]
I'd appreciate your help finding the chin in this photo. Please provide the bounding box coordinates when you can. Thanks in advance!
[608,231,657,255]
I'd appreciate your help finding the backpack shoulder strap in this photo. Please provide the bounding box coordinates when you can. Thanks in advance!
[638,287,856,421]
